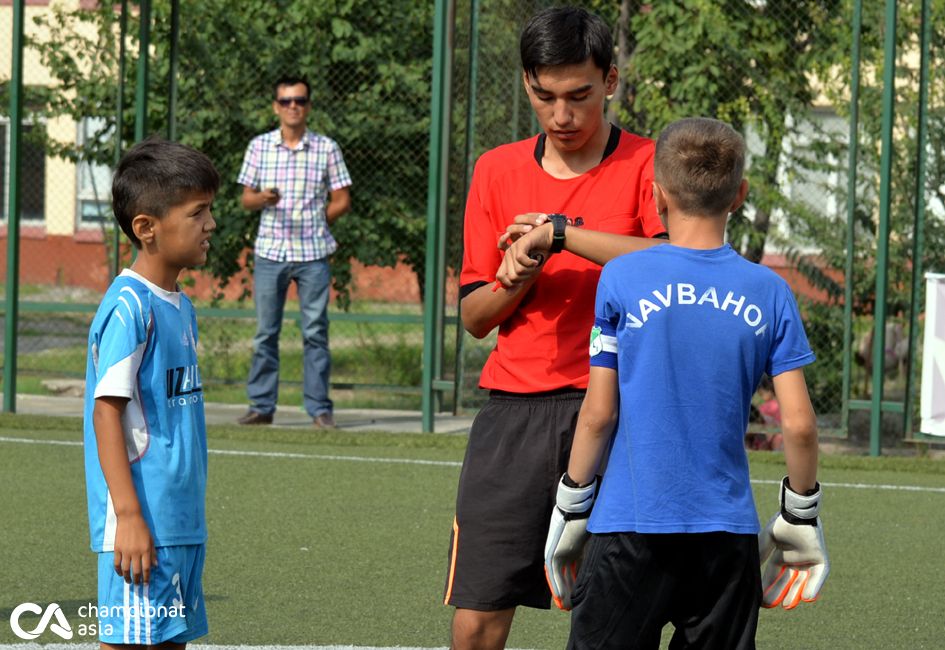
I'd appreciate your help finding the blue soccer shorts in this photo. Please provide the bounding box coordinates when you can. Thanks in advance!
[96,544,207,645]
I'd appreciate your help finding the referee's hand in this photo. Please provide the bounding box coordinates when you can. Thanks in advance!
[498,213,549,250]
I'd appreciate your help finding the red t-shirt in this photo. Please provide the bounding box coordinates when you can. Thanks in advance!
[461,129,665,393]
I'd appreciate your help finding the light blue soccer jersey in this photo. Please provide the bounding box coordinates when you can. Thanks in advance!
[84,270,207,552]
[587,244,815,535]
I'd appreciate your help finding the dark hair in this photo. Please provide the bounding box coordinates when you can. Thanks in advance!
[520,6,613,80]
[654,117,745,216]
[112,137,220,248]
[273,75,311,99]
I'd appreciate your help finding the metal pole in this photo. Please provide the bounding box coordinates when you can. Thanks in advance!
[453,0,480,414]
[134,0,151,142]
[432,0,455,416]
[167,0,180,141]
[3,0,25,413]
[841,0,863,434]
[422,0,452,432]
[869,0,898,457]
[903,0,930,438]
[113,0,128,277]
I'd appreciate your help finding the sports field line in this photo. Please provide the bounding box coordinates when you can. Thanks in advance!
[0,435,462,467]
[2,435,945,494]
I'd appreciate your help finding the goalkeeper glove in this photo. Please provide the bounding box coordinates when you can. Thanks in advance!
[758,476,829,609]
[544,473,598,611]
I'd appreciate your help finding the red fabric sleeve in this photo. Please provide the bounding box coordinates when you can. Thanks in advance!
[636,147,667,238]
[460,157,502,286]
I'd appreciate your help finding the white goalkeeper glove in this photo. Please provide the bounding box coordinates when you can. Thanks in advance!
[758,476,829,609]
[544,473,598,611]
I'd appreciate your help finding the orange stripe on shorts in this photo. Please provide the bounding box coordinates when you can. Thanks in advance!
[443,516,460,605]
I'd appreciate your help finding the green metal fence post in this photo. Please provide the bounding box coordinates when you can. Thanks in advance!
[453,0,481,415]
[3,0,25,413]
[134,0,152,142]
[903,0,931,438]
[869,0,899,457]
[422,0,453,432]
[840,0,863,435]
[433,0,456,416]
[167,0,180,141]
[113,0,128,278]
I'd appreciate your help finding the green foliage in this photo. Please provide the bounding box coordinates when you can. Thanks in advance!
[27,0,435,308]
[617,0,842,262]
[14,0,945,422]
[778,0,945,318]
[799,298,846,417]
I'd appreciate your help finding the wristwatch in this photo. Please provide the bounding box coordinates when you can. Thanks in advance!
[549,213,567,254]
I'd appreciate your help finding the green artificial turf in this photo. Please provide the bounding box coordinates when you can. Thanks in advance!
[1,415,944,647]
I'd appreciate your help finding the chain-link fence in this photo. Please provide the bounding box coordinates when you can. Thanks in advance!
[450,0,945,444]
[1,0,942,443]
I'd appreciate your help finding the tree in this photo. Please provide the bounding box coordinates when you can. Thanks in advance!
[28,0,435,308]
[596,0,844,264]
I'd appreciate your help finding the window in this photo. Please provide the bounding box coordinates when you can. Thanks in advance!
[76,117,114,224]
[0,121,46,222]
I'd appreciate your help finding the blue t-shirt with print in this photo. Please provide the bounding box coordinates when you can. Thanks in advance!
[83,270,207,552]
[588,244,815,535]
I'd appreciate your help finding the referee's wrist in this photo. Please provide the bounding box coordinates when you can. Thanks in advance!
[539,221,555,250]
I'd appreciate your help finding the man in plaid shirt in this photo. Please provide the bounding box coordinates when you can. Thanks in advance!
[237,75,352,429]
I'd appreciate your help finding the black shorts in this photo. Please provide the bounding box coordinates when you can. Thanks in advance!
[568,532,761,650]
[444,389,585,611]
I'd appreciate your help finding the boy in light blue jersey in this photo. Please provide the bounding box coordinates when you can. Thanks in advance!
[543,118,829,649]
[84,137,219,647]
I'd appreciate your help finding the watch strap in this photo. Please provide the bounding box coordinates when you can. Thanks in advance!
[549,213,567,253]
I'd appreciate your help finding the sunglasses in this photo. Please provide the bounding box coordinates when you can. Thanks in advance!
[276,96,309,107]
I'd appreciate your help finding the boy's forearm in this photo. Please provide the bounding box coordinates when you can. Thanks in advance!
[783,418,818,494]
[93,397,142,517]
[772,368,819,493]
[567,368,619,485]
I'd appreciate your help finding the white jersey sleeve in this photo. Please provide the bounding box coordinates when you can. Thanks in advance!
[92,285,151,400]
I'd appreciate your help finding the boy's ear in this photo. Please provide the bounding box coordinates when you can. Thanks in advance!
[729,179,750,214]
[653,181,669,218]
[132,214,157,245]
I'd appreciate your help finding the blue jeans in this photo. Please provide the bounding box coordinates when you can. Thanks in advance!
[247,255,332,417]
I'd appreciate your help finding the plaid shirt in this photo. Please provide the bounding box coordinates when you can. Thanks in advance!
[238,128,352,262]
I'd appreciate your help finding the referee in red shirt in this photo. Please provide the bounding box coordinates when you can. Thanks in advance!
[444,6,667,649]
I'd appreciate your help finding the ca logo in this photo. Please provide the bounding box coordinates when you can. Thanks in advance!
[9,602,74,640]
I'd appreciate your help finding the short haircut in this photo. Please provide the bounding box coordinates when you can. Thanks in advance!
[654,117,746,216]
[112,137,220,248]
[273,75,311,99]
[520,6,613,80]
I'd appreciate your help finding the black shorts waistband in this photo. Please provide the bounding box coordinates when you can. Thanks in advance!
[488,388,586,402]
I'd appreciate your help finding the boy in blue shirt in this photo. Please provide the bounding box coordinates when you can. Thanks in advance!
[543,118,828,649]
[84,138,219,647]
